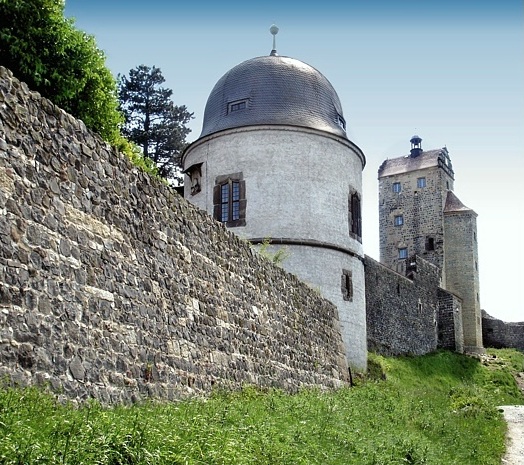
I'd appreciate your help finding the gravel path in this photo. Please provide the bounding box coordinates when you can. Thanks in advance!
[500,405,524,465]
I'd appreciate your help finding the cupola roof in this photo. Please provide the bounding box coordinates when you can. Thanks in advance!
[199,54,348,139]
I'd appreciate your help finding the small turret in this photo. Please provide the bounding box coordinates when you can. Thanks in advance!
[410,135,423,157]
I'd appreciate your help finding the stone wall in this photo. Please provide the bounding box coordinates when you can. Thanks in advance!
[482,312,524,352]
[0,66,349,403]
[365,255,440,356]
[437,289,464,353]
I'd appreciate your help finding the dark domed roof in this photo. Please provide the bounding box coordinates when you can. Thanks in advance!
[199,55,348,139]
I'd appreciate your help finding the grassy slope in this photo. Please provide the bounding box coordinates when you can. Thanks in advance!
[0,349,522,465]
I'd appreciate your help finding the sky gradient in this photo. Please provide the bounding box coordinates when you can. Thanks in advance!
[65,0,523,322]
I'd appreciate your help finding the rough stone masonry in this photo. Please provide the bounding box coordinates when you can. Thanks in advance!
[0,66,349,404]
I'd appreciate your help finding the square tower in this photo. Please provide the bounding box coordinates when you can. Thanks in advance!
[378,136,454,282]
[378,136,483,353]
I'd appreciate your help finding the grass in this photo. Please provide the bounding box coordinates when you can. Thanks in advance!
[0,349,522,465]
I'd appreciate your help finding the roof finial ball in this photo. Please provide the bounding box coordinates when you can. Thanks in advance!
[269,24,279,56]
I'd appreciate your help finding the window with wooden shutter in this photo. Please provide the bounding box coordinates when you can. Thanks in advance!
[213,173,246,227]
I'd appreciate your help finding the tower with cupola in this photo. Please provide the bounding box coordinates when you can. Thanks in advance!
[183,27,368,370]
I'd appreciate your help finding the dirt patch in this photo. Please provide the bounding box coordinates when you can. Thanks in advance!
[500,405,524,465]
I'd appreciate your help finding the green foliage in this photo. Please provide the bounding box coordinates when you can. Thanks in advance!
[0,350,522,464]
[0,0,123,144]
[118,65,193,182]
[113,133,162,180]
[486,347,524,373]
[366,352,388,381]
[257,237,290,266]
[0,1,166,180]
[449,384,497,419]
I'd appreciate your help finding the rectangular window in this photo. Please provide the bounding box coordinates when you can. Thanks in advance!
[425,236,435,251]
[392,182,401,193]
[232,181,240,221]
[349,192,362,240]
[398,247,408,259]
[228,99,248,113]
[417,177,426,188]
[185,163,203,196]
[213,173,246,227]
[394,215,403,226]
[341,269,353,301]
[220,183,230,222]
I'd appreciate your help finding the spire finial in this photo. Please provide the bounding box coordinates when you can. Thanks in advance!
[269,24,279,56]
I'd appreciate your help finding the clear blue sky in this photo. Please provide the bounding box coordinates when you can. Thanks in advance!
[65,0,523,322]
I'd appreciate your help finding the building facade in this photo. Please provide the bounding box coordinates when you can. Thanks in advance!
[378,136,454,278]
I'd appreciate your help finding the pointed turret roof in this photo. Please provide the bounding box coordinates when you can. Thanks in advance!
[444,191,476,215]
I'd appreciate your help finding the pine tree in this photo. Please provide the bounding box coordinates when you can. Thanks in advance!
[118,65,193,182]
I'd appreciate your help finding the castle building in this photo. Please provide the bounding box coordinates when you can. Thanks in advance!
[378,136,484,353]
[182,29,368,370]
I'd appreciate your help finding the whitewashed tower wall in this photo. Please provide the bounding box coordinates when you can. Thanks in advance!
[184,127,367,370]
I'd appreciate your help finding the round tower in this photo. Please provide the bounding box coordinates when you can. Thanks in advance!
[443,191,484,353]
[183,29,367,370]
